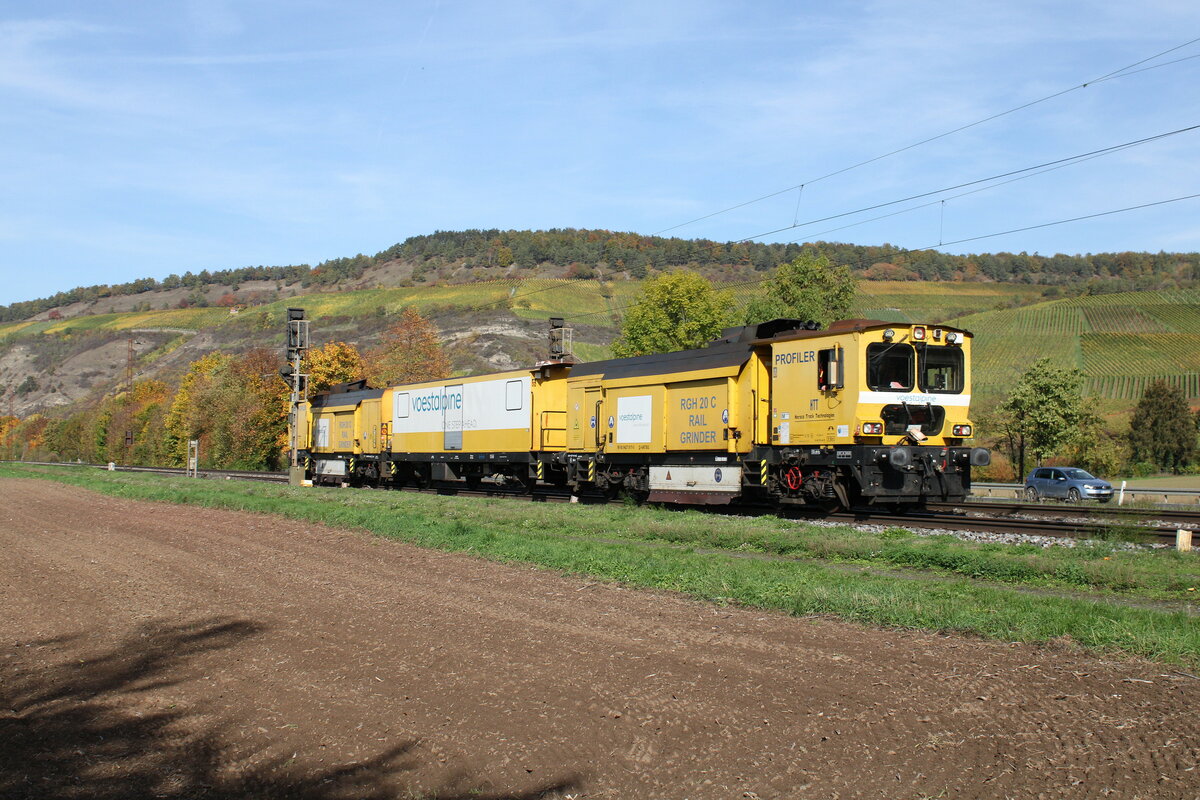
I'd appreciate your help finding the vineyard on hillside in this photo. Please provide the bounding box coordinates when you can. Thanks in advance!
[954,289,1200,402]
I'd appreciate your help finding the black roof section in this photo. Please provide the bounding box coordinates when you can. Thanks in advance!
[309,380,385,408]
[571,319,815,381]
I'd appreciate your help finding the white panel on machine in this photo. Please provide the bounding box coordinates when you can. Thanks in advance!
[315,459,347,476]
[616,395,652,443]
[649,465,741,492]
[392,376,532,434]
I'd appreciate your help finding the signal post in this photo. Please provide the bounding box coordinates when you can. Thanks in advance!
[283,308,309,485]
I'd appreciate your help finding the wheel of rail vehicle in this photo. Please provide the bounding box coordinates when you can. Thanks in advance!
[1024,486,1040,502]
[1068,487,1082,504]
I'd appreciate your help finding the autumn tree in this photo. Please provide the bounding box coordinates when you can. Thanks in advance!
[305,341,366,393]
[994,358,1086,477]
[744,252,857,327]
[611,271,734,357]
[191,348,290,470]
[163,352,231,466]
[366,307,450,387]
[1128,380,1196,473]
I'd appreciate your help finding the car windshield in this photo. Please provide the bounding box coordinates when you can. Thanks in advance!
[1062,469,1096,480]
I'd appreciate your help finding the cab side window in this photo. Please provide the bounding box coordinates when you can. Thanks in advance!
[817,346,844,391]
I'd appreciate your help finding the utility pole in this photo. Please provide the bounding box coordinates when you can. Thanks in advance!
[124,337,135,463]
[283,308,309,484]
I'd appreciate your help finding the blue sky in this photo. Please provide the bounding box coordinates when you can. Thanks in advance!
[1,1,1198,306]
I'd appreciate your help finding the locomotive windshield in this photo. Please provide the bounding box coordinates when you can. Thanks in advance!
[917,345,964,394]
[866,343,914,391]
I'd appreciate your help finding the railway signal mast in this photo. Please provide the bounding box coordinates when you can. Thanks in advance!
[283,308,309,483]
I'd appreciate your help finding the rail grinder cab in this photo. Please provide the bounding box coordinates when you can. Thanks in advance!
[760,319,989,506]
[303,380,385,485]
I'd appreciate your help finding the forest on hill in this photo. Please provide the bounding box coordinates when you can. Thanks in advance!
[3,228,1198,323]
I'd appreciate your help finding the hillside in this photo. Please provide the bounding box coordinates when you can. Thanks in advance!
[5,228,1198,324]
[0,275,1075,419]
[951,287,1200,407]
[1,233,1197,428]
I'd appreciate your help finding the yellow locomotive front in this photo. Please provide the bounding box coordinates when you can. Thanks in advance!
[765,319,989,506]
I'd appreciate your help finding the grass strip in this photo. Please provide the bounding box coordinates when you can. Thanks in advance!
[5,463,1200,669]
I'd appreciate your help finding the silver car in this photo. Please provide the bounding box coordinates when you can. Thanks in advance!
[1024,467,1114,503]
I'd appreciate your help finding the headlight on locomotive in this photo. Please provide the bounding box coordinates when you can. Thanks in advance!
[951,424,972,437]
[861,422,883,435]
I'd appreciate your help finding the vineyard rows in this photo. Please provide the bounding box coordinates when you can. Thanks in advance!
[1087,373,1200,401]
[1081,333,1200,375]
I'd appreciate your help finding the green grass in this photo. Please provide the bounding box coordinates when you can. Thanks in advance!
[5,463,1199,669]
[1119,475,1200,490]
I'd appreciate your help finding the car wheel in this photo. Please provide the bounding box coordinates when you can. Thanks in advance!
[1024,486,1039,502]
[1068,487,1082,504]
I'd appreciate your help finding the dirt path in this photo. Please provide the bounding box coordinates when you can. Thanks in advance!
[2,477,1197,799]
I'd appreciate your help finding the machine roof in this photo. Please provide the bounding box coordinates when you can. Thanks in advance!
[568,339,754,380]
[309,386,385,408]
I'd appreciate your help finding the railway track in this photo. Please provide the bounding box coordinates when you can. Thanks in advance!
[933,498,1200,527]
[10,460,1198,545]
[824,505,1190,546]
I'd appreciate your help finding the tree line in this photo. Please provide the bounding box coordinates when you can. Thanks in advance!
[5,228,1199,322]
[0,308,450,470]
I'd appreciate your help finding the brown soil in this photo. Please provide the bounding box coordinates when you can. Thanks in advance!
[2,477,1197,799]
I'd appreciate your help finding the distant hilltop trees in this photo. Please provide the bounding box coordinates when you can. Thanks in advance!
[4,228,1198,323]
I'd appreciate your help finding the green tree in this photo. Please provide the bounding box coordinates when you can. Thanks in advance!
[1128,380,1196,473]
[1064,409,1125,478]
[366,307,451,387]
[611,271,734,357]
[744,252,857,327]
[995,358,1085,477]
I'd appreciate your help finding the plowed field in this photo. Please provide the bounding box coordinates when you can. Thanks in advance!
[2,478,1197,799]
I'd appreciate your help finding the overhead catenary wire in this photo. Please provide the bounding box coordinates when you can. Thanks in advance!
[783,144,1127,244]
[652,35,1200,237]
[915,192,1200,251]
[733,124,1200,243]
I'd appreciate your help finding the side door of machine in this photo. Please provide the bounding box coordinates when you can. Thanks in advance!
[443,384,463,451]
[585,386,603,448]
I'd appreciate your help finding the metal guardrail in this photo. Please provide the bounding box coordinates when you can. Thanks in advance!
[973,481,1200,505]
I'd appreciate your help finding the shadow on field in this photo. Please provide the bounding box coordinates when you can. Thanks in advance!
[0,617,579,800]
